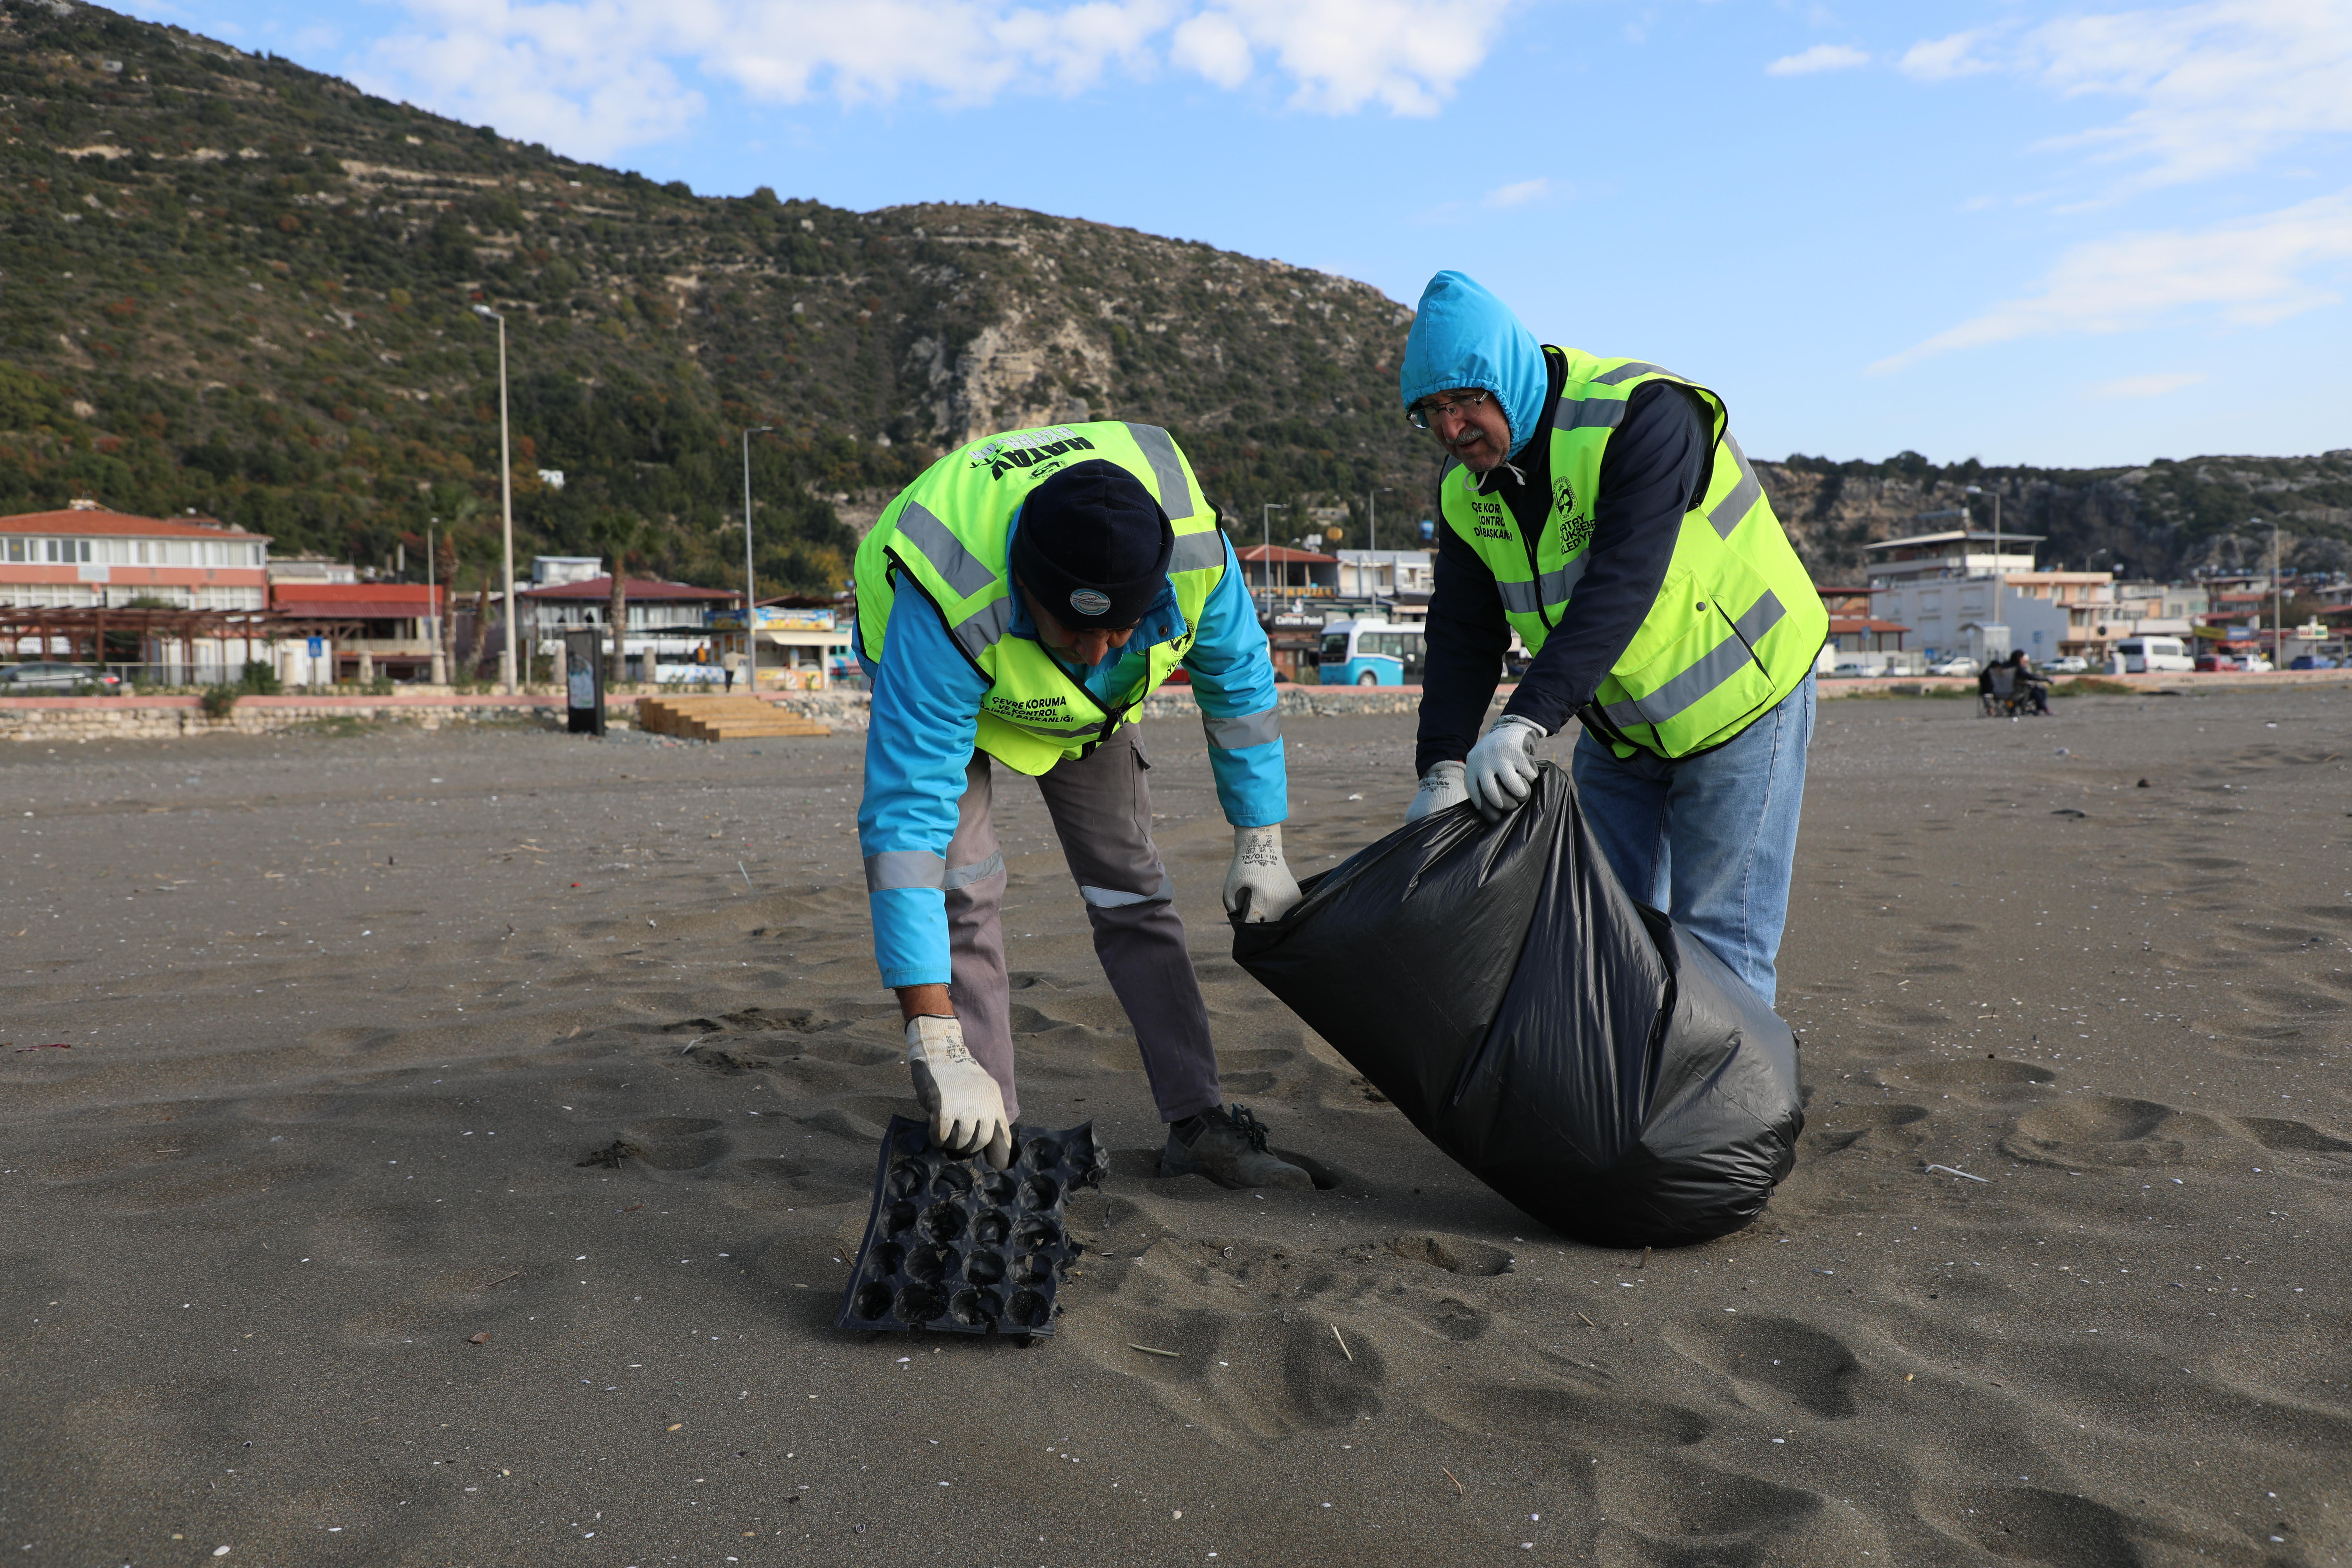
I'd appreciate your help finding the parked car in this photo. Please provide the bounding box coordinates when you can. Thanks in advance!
[0,662,120,692]
[2290,654,2342,670]
[1829,660,1872,678]
[2193,653,2238,672]
[1928,656,1979,676]
[2047,656,2089,674]
[2240,654,2274,672]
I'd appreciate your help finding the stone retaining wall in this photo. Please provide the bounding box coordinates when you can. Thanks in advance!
[0,694,564,742]
[0,683,1442,743]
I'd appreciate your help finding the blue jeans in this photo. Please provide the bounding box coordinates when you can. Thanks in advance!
[1570,675,1814,1007]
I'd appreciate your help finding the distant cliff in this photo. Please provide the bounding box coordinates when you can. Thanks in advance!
[1755,451,2352,583]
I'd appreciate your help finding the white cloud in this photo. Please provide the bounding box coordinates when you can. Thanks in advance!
[1897,3,2352,189]
[1871,189,2352,371]
[2090,371,2206,398]
[2024,0,2352,189]
[1765,43,1869,77]
[1898,28,1997,81]
[356,0,1511,155]
[1170,11,1252,88]
[1483,177,1549,208]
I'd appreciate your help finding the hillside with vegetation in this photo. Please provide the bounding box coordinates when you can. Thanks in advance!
[0,0,1424,596]
[3,0,2347,598]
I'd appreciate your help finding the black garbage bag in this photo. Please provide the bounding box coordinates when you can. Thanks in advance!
[1231,764,1801,1248]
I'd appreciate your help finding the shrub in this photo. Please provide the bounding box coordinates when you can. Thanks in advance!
[198,685,238,719]
[239,660,282,694]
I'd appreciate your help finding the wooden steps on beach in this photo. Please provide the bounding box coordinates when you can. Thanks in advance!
[636,695,831,742]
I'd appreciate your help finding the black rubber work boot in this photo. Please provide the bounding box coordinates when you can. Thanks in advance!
[1159,1103,1314,1190]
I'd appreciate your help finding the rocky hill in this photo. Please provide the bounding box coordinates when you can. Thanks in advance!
[1758,449,2352,584]
[3,0,2346,595]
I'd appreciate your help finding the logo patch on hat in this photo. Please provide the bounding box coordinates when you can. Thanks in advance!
[1068,589,1111,616]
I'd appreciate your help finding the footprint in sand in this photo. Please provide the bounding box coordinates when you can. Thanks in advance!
[1940,1485,2154,1568]
[1385,1232,1513,1276]
[1805,1101,1931,1155]
[1664,1313,1865,1419]
[1427,1378,1710,1448]
[2000,1096,2227,1170]
[1597,1458,1834,1550]
[606,1116,729,1170]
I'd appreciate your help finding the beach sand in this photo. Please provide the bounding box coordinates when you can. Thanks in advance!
[3,689,2348,1566]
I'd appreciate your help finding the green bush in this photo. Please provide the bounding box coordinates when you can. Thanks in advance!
[198,685,239,719]
[239,660,283,695]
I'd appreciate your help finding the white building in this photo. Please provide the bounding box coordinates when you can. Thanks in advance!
[1333,550,1432,601]
[1864,529,2123,662]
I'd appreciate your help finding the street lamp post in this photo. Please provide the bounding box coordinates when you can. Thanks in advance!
[2260,516,2279,668]
[473,304,518,692]
[426,519,446,685]
[742,425,774,686]
[1261,503,1287,613]
[1366,485,1393,602]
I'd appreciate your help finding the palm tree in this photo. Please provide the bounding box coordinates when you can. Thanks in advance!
[598,514,647,686]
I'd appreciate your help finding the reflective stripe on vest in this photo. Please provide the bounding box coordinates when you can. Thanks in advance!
[1597,591,1788,733]
[853,421,1226,775]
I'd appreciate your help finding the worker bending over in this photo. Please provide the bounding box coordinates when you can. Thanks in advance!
[1401,272,1827,1006]
[854,422,1311,1186]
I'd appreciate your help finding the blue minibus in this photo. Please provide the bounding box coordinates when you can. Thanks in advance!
[1319,620,1425,685]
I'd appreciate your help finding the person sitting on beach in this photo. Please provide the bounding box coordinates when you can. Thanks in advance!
[852,425,1313,1188]
[2009,649,2051,715]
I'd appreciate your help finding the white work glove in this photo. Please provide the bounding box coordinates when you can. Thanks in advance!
[904,1015,1013,1169]
[1464,714,1546,822]
[1405,760,1469,823]
[1222,824,1301,923]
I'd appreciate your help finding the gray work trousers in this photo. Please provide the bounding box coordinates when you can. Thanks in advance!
[940,726,1220,1127]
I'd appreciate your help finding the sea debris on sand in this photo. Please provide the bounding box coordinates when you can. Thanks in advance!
[1924,1163,1990,1183]
[1331,1325,1353,1362]
[1129,1344,1182,1358]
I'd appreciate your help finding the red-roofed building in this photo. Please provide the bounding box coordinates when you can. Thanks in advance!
[1236,543,1338,602]
[0,500,270,611]
[1827,615,1912,653]
[266,581,447,682]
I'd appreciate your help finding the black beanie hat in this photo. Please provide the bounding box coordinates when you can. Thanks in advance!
[1008,460,1174,629]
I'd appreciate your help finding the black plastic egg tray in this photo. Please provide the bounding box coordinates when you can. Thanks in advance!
[835,1115,1107,1336]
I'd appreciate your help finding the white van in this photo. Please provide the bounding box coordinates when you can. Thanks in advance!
[2116,636,2193,673]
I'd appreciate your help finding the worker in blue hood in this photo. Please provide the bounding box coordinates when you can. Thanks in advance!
[1395,270,1825,1007]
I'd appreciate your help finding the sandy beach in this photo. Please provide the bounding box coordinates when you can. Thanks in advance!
[4,688,2348,1566]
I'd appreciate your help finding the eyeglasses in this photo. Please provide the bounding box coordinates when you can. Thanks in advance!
[1407,390,1488,432]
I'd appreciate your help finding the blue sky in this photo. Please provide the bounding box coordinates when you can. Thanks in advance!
[122,0,2352,469]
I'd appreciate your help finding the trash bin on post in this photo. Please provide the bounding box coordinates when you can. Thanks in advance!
[565,628,604,735]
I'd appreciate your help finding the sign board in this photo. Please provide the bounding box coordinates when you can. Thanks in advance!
[710,606,835,632]
[307,636,325,657]
[564,628,605,736]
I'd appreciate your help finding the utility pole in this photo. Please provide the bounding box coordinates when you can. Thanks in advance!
[473,304,518,692]
[1261,503,1287,614]
[426,521,445,686]
[2262,516,2279,668]
[1367,485,1393,601]
[743,425,774,688]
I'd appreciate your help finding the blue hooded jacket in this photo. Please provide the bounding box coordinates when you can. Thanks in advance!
[1399,271,1550,460]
